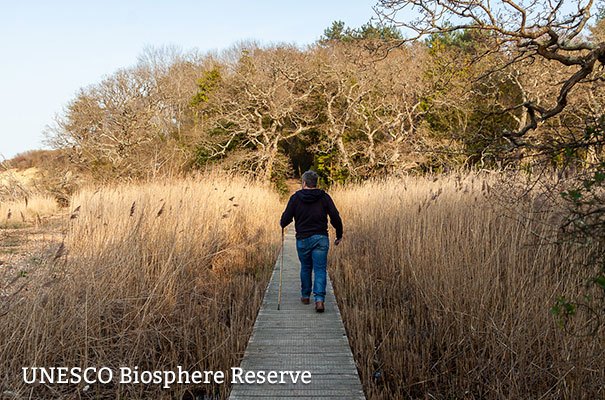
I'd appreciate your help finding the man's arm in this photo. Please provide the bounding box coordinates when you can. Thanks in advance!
[325,194,343,240]
[280,195,296,228]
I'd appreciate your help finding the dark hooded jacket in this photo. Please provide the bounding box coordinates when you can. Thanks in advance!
[280,189,343,240]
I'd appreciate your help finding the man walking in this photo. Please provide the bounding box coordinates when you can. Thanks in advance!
[280,170,343,312]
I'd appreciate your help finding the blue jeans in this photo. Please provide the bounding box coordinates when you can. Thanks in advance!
[296,234,329,303]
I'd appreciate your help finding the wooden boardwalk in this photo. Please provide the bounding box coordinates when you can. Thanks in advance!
[228,228,365,399]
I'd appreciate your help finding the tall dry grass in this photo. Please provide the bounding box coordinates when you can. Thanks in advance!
[0,195,59,228]
[330,173,604,399]
[0,173,282,399]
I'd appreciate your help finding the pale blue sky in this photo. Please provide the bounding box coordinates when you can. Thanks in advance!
[0,1,377,160]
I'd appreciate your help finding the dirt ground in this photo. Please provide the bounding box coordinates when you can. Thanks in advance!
[285,178,302,195]
[0,217,65,293]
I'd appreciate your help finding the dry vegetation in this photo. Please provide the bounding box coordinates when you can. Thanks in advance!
[0,172,282,399]
[1,150,81,206]
[45,13,604,184]
[0,195,60,229]
[1,165,602,399]
[2,3,602,398]
[0,168,40,202]
[330,174,604,399]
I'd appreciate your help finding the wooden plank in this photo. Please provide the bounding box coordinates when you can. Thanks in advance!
[228,228,365,399]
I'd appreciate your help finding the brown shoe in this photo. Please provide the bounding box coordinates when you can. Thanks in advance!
[315,301,324,313]
[301,297,310,304]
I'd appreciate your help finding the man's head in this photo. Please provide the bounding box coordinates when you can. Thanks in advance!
[301,170,318,189]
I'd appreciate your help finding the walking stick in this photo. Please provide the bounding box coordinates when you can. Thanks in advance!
[277,227,284,310]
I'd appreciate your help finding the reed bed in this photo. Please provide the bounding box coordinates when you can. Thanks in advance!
[0,196,59,228]
[0,173,282,399]
[330,173,604,399]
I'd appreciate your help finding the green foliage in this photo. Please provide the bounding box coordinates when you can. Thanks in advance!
[270,173,289,198]
[425,25,492,56]
[356,22,403,41]
[190,123,249,169]
[191,68,221,107]
[550,297,577,327]
[552,117,605,330]
[315,152,349,184]
[322,20,347,42]
[426,29,472,54]
[191,145,213,168]
[320,20,403,44]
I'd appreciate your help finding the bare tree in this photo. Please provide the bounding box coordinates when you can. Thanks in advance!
[309,42,441,179]
[352,43,434,174]
[48,47,205,180]
[196,44,321,180]
[375,0,605,144]
[311,44,372,178]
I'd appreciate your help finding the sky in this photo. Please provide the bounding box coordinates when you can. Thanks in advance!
[0,0,378,160]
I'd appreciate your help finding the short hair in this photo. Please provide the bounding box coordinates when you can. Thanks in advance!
[302,170,318,188]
